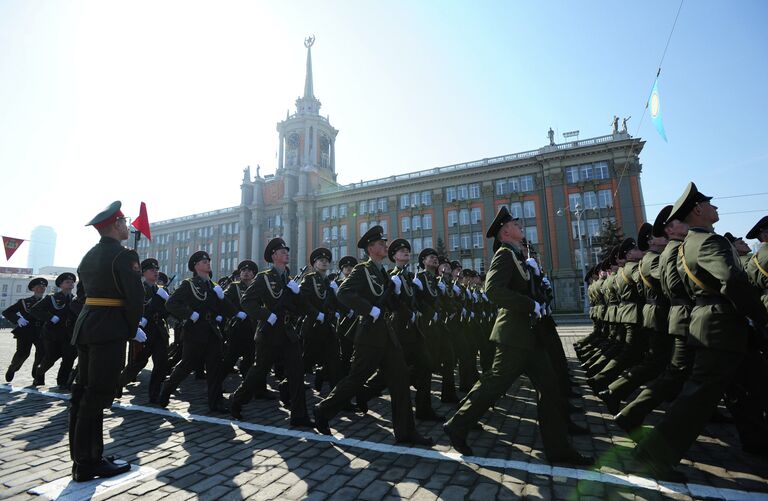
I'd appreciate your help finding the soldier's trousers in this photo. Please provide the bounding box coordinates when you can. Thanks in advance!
[636,346,742,473]
[7,333,44,377]
[425,324,457,400]
[37,334,77,386]
[477,326,495,373]
[221,325,256,380]
[445,341,574,460]
[164,331,224,409]
[617,334,693,428]
[302,323,342,391]
[316,340,417,441]
[455,323,479,392]
[590,323,646,389]
[119,333,169,399]
[724,340,768,451]
[538,317,571,396]
[607,328,671,402]
[233,333,309,420]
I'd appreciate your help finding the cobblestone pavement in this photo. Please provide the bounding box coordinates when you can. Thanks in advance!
[1,325,767,500]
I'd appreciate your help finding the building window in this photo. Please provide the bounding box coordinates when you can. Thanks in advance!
[459,209,470,226]
[359,201,366,215]
[586,219,601,239]
[401,217,410,233]
[520,175,534,192]
[571,220,586,239]
[448,210,458,227]
[583,191,598,209]
[339,204,347,217]
[400,194,409,210]
[594,161,610,179]
[378,198,387,212]
[421,191,432,206]
[469,183,480,199]
[275,214,282,227]
[568,193,582,210]
[472,232,483,248]
[470,207,482,225]
[523,200,536,218]
[580,164,593,181]
[423,236,433,248]
[565,166,579,184]
[473,257,484,272]
[331,206,338,219]
[16,284,22,293]
[495,179,507,196]
[446,187,457,203]
[461,234,471,249]
[450,234,460,250]
[410,193,419,208]
[331,226,338,240]
[360,222,369,235]
[339,245,348,258]
[462,259,472,270]
[412,237,423,254]
[340,224,347,240]
[422,213,432,230]
[525,227,538,244]
[509,177,520,193]
[322,207,330,221]
[457,185,469,200]
[510,202,522,219]
[598,189,613,208]
[412,215,421,231]
[574,248,587,271]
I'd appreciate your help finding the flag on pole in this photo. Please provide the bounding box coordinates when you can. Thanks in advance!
[648,77,668,142]
[132,202,152,240]
[2,236,25,260]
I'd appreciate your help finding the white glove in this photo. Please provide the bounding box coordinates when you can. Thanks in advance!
[542,277,551,288]
[316,311,325,323]
[369,306,381,321]
[461,308,467,318]
[533,302,543,319]
[215,315,223,323]
[546,304,552,316]
[412,277,423,291]
[452,284,461,295]
[50,315,60,324]
[432,312,439,322]
[156,287,170,301]
[526,258,541,276]
[411,312,416,323]
[471,311,475,319]
[139,317,148,328]
[287,280,300,294]
[236,311,248,320]
[17,315,29,327]
[335,311,341,320]
[437,281,446,292]
[391,275,402,295]
[213,285,225,300]
[134,328,147,343]
[266,313,277,325]
[329,280,338,292]
[482,293,488,301]
[472,292,478,301]
[190,311,200,323]
[347,310,355,319]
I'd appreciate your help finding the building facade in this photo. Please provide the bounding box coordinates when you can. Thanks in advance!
[140,39,647,311]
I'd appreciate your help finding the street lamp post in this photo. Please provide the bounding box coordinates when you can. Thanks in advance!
[557,203,589,314]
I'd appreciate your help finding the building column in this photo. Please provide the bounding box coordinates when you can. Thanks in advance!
[278,133,285,170]
[238,210,248,261]
[297,200,308,268]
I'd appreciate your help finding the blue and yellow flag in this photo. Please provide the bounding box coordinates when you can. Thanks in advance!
[648,78,668,142]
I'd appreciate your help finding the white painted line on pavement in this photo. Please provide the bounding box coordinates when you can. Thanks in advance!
[28,464,156,500]
[3,384,768,501]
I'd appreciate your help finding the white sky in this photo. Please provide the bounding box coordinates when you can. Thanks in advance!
[2,1,766,268]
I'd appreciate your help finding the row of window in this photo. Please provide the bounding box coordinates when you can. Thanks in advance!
[401,214,433,233]
[400,191,432,209]
[148,223,241,246]
[494,175,535,196]
[447,208,483,227]
[448,232,485,250]
[320,204,349,221]
[359,198,388,215]
[575,247,605,271]
[565,161,610,184]
[267,214,283,229]
[497,201,537,220]
[446,183,482,203]
[568,190,613,210]
[571,218,615,241]
[322,225,349,243]
[359,220,389,237]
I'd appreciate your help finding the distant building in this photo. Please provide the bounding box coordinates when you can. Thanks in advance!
[0,271,60,312]
[138,40,646,311]
[27,226,57,273]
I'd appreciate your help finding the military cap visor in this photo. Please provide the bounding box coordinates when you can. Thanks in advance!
[723,232,737,244]
[55,272,76,287]
[264,238,290,263]
[652,205,673,237]
[188,250,211,272]
[310,247,332,264]
[418,247,438,266]
[450,260,462,270]
[338,256,358,269]
[668,182,713,223]
[28,277,48,290]
[746,215,768,240]
[237,260,258,273]
[387,238,411,262]
[158,272,169,284]
[357,225,387,250]
[608,245,621,265]
[141,258,160,272]
[617,238,637,260]
[637,223,653,252]
[486,206,517,239]
[86,200,124,230]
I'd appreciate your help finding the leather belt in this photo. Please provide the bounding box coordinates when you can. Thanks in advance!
[85,297,125,307]
[670,298,693,307]
[695,296,727,306]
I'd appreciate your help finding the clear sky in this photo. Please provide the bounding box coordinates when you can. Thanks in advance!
[1,0,766,268]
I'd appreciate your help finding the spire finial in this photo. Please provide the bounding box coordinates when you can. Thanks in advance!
[303,35,315,99]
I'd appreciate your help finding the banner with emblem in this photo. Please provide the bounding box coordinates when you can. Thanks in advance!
[2,236,25,260]
[648,77,668,142]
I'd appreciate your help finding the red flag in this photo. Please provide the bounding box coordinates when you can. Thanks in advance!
[2,236,25,260]
[132,202,152,241]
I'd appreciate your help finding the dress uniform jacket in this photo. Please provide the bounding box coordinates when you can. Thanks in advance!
[31,292,79,341]
[485,244,536,348]
[241,268,305,344]
[337,260,395,348]
[616,261,643,325]
[660,239,691,337]
[639,250,668,333]
[746,243,768,311]
[166,277,234,342]
[3,296,45,337]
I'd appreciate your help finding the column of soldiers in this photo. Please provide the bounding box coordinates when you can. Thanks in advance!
[578,181,768,482]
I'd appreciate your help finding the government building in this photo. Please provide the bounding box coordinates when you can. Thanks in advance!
[138,39,647,312]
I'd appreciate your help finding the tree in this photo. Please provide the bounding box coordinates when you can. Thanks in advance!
[593,218,624,259]
[436,236,448,258]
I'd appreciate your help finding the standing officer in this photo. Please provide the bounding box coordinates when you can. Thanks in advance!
[229,238,313,427]
[313,226,433,445]
[3,277,48,382]
[443,207,593,465]
[31,272,79,388]
[159,251,234,413]
[69,201,145,481]
[635,183,768,481]
[118,258,170,403]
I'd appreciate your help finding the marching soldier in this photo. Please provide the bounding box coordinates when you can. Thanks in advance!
[2,277,48,383]
[69,201,145,481]
[118,258,170,403]
[159,250,234,413]
[220,259,258,380]
[746,216,768,312]
[335,256,358,384]
[229,238,313,427]
[443,207,593,465]
[635,183,768,481]
[313,226,433,445]
[31,272,79,388]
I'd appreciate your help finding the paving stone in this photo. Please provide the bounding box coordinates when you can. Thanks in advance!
[469,482,500,500]
[358,480,394,500]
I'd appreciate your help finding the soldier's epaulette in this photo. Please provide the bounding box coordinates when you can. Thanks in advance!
[353,262,368,272]
[257,270,272,277]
